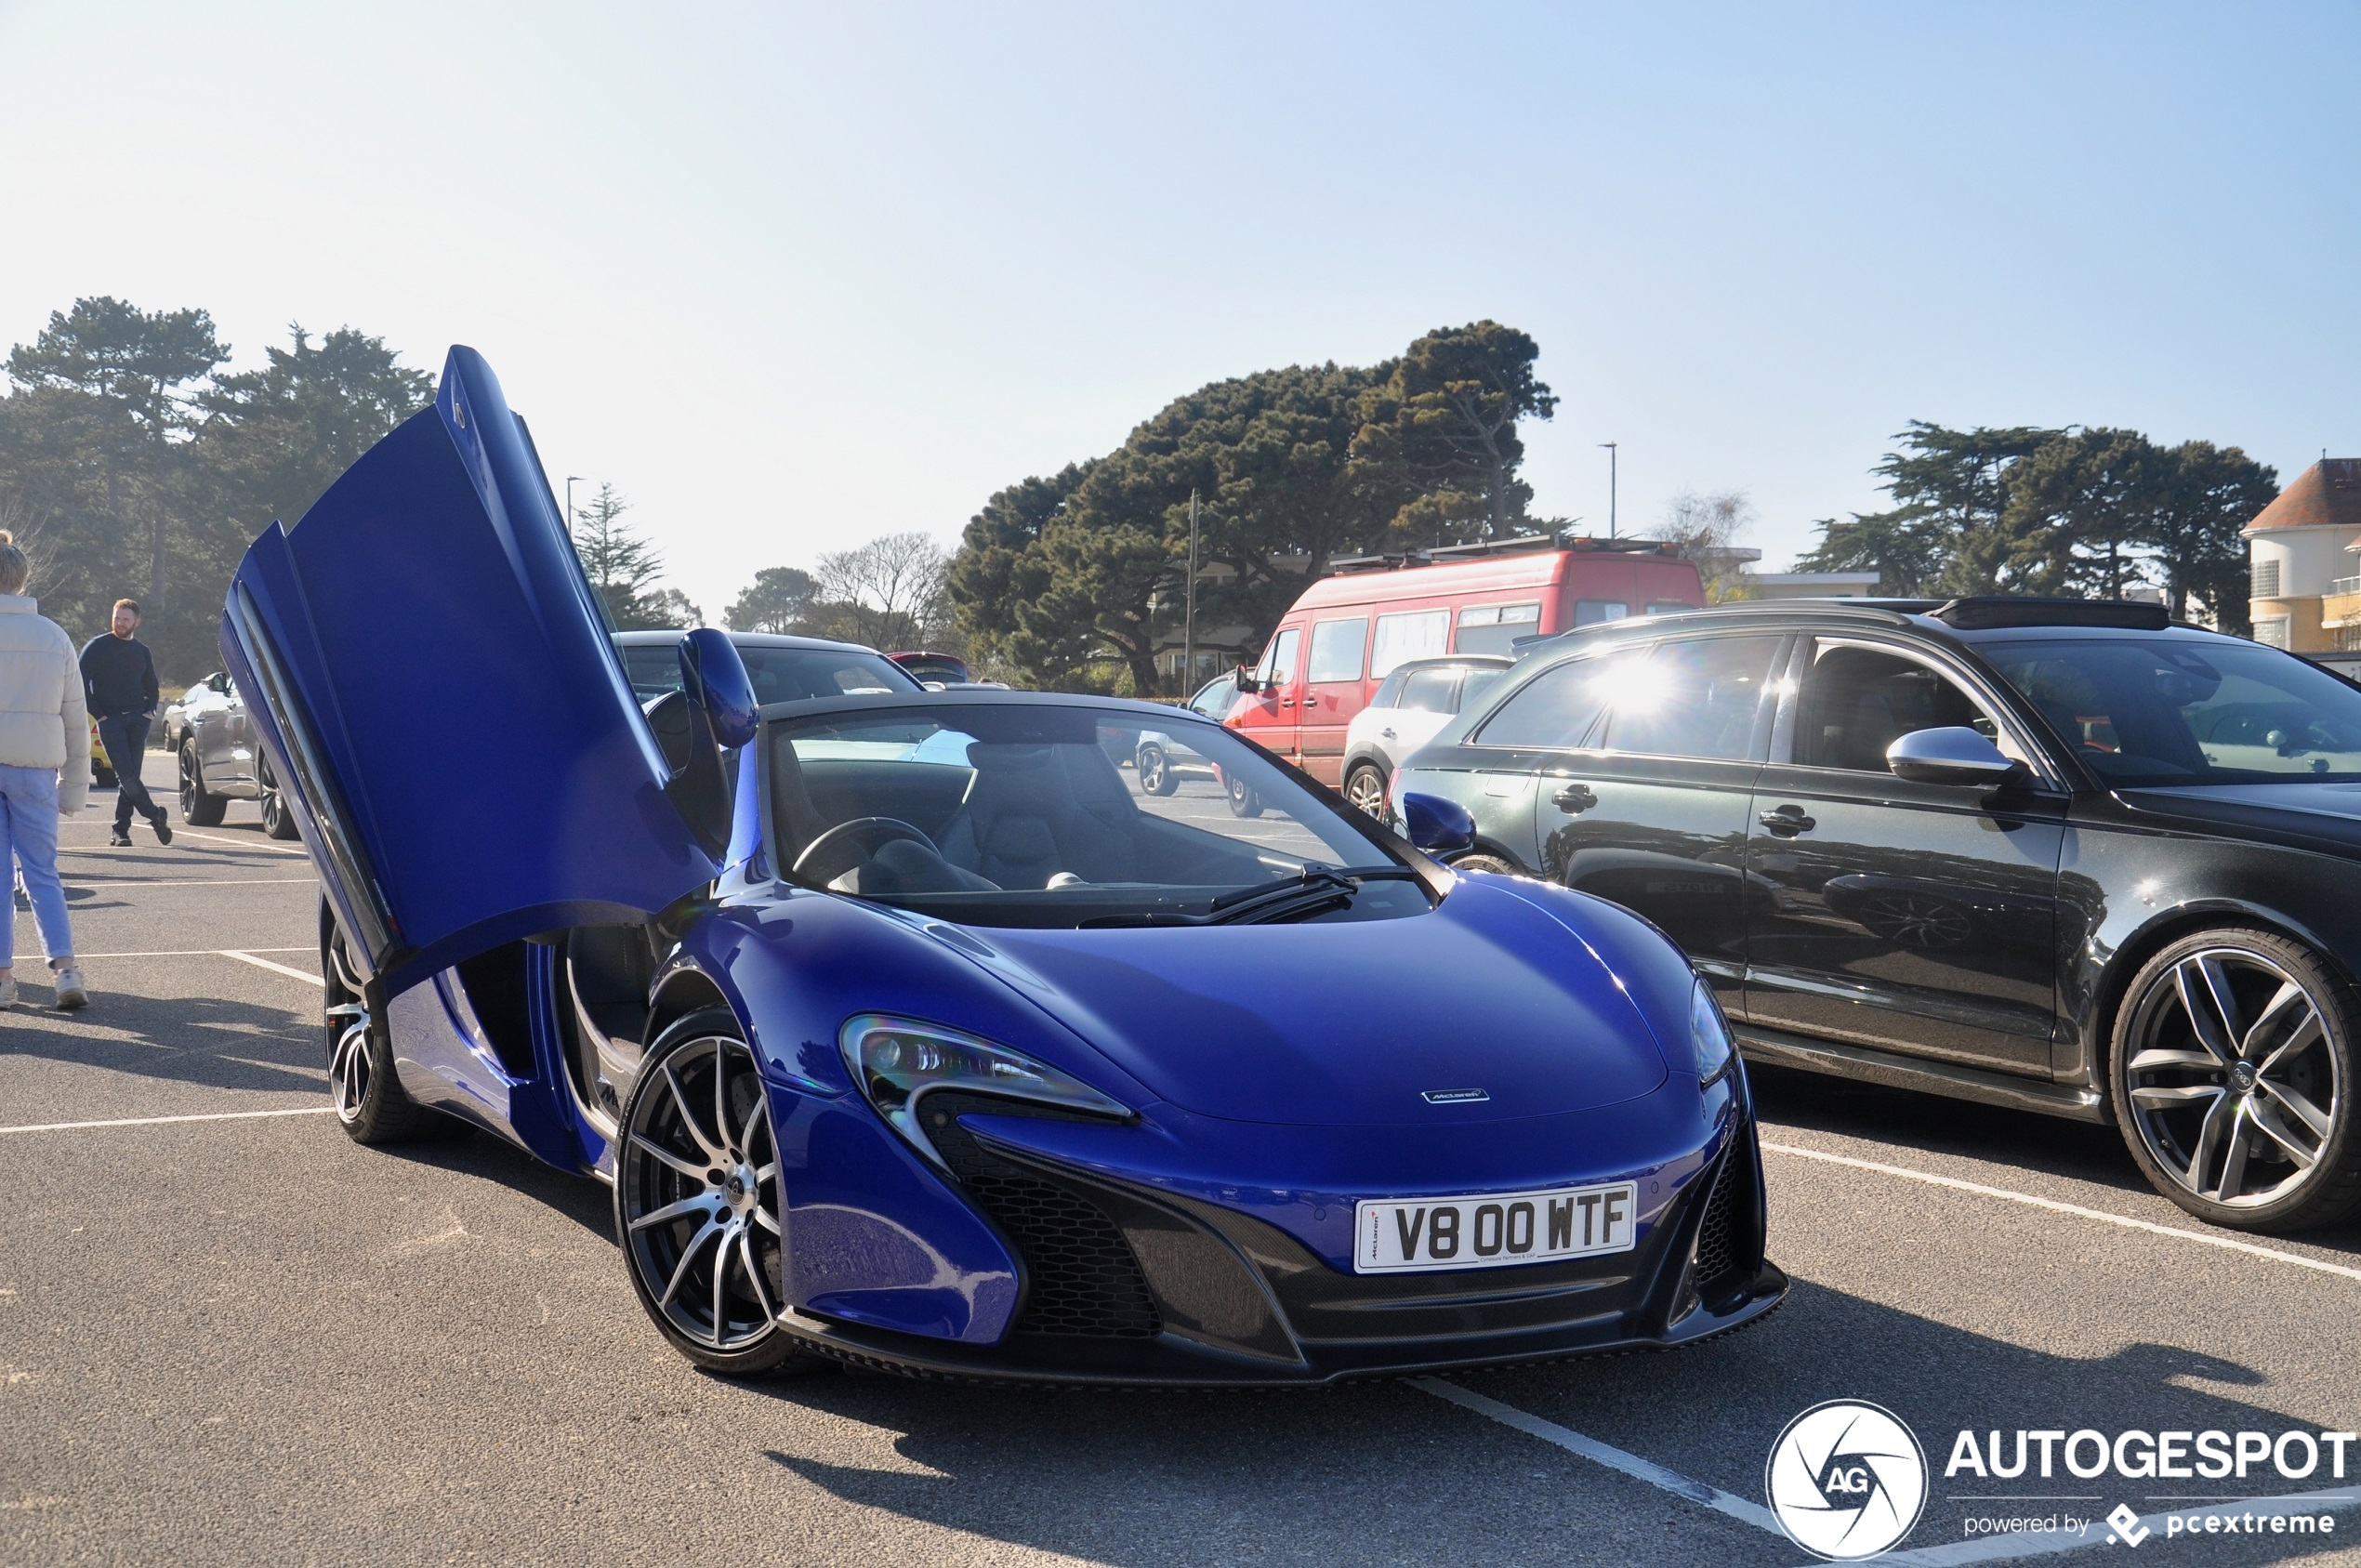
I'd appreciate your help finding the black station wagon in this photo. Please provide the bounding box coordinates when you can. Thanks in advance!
[1394,597,2361,1232]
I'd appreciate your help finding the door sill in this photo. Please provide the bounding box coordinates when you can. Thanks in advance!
[1733,1022,2106,1124]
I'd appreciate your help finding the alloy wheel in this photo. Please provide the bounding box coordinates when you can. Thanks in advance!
[618,1033,783,1352]
[1137,747,1169,794]
[1344,767,1388,819]
[325,929,373,1126]
[179,748,200,818]
[2122,947,2341,1209]
[258,760,287,837]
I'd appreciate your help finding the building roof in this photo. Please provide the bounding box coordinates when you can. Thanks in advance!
[2243,458,2361,535]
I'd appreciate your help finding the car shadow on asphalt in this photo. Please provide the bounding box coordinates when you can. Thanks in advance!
[0,990,325,1097]
[1748,1063,2361,1260]
[738,1281,2357,1568]
[369,1121,619,1243]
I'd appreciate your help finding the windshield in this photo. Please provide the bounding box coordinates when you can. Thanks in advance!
[619,642,915,705]
[766,703,1426,928]
[1983,637,2361,784]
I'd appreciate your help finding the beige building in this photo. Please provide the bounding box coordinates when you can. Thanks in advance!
[2244,458,2361,651]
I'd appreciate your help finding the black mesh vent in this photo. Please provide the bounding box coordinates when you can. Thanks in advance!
[1691,1146,1743,1289]
[920,1093,1161,1339]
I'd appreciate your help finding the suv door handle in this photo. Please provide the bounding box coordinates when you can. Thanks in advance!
[1759,807,1815,837]
[1552,783,1597,814]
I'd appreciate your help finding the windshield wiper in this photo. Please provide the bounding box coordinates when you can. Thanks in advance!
[1078,865,1420,929]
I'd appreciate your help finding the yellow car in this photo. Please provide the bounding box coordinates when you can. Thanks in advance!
[90,717,114,788]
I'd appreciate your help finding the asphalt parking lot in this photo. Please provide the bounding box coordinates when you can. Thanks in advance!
[5,756,2360,1567]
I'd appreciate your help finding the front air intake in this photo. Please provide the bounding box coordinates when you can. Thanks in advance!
[920,1093,1162,1339]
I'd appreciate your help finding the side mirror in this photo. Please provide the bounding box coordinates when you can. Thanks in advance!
[679,627,758,748]
[660,630,758,861]
[1886,726,2031,788]
[1234,666,1262,695]
[1399,791,1476,856]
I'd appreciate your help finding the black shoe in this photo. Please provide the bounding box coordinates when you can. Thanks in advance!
[151,814,172,846]
[108,831,131,847]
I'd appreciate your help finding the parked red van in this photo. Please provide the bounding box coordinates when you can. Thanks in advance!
[1229,536,1706,785]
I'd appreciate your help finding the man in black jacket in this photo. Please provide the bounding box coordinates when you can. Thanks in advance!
[80,599,170,847]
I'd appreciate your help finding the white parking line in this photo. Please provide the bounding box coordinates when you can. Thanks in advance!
[1864,1487,2361,1565]
[1761,1142,2361,1285]
[218,951,323,985]
[1413,1377,1782,1535]
[21,947,310,958]
[0,1105,336,1136]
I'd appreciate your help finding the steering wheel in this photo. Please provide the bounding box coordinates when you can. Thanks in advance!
[792,817,938,884]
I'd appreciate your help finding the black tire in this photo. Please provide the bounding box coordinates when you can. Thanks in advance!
[257,753,300,839]
[1343,763,1389,819]
[2110,928,2361,1232]
[93,760,116,789]
[1137,744,1177,796]
[180,742,227,826]
[1225,774,1263,818]
[323,913,439,1144]
[1450,853,1522,876]
[614,1008,821,1377]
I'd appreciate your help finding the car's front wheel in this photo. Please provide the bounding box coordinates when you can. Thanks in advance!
[2112,929,2361,1232]
[323,918,440,1143]
[180,743,227,826]
[1343,763,1389,819]
[257,754,300,839]
[614,1008,819,1376]
[1225,774,1262,818]
[1136,744,1177,796]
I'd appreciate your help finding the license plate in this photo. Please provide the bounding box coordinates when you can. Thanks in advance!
[1352,1181,1638,1274]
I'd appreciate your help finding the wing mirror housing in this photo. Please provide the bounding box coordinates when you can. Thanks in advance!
[1886,726,2031,788]
[659,630,758,862]
[681,627,758,748]
[1233,665,1263,695]
[1398,791,1476,856]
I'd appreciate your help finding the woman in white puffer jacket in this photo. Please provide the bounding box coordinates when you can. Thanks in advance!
[0,533,88,1008]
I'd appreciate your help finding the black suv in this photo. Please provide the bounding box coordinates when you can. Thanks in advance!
[1395,598,2361,1232]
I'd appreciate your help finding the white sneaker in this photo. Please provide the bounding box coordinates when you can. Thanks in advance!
[0,977,16,1008]
[52,968,86,1010]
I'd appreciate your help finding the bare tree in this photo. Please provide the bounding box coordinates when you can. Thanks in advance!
[1660,489,1758,603]
[811,532,952,650]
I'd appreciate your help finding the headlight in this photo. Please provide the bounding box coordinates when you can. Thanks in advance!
[838,1013,1130,1165]
[1689,980,1736,1087]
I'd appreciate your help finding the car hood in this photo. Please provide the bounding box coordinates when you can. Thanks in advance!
[953,881,1672,1127]
[2118,782,2361,855]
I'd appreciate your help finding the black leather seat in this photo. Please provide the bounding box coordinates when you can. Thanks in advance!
[940,744,1141,889]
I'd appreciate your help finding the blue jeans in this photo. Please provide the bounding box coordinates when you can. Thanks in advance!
[99,712,162,831]
[0,764,73,968]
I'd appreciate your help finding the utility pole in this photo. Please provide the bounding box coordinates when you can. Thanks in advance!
[1183,490,1200,697]
[1598,444,1617,539]
[564,476,586,540]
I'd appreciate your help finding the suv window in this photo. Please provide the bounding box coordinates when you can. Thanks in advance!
[1370,669,1411,708]
[1598,635,1781,761]
[1799,643,1998,771]
[1477,657,1612,749]
[1459,666,1505,711]
[1398,666,1458,713]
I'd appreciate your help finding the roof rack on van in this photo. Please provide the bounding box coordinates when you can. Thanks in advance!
[1926,597,2172,631]
[1326,531,1682,574]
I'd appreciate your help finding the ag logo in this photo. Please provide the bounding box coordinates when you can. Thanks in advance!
[1764,1400,1928,1561]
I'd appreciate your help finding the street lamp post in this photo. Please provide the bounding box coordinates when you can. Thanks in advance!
[1183,490,1199,698]
[1597,444,1617,539]
[564,476,587,540]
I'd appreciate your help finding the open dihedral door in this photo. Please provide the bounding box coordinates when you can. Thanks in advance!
[218,346,719,1000]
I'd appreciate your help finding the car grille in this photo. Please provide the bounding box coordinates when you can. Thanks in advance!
[920,1093,1162,1339]
[1691,1145,1743,1291]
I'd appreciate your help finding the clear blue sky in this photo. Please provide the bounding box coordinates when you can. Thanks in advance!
[3,2,2354,620]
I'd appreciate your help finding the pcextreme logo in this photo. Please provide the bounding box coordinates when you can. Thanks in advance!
[1764,1400,1930,1561]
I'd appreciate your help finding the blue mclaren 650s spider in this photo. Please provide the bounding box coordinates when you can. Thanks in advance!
[217,347,1786,1384]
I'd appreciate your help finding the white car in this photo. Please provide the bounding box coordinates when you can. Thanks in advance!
[1135,675,1244,798]
[1339,655,1511,816]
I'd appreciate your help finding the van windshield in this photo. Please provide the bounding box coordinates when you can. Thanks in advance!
[767,702,1429,929]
